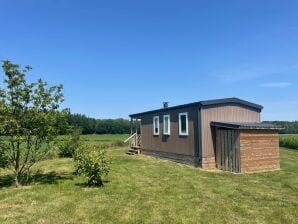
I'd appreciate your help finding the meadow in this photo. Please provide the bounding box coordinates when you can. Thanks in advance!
[0,134,297,224]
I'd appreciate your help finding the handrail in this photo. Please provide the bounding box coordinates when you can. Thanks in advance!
[124,133,137,143]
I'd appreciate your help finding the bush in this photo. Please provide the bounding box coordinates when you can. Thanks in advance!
[280,135,298,150]
[74,145,110,187]
[58,129,81,157]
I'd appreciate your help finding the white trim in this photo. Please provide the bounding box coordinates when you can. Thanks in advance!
[153,116,159,135]
[179,112,189,136]
[163,115,170,135]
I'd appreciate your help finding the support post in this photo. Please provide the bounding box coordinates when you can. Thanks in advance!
[135,119,138,146]
[130,117,133,135]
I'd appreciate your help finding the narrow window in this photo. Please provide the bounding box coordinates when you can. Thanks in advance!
[179,112,188,136]
[153,116,159,135]
[163,115,170,135]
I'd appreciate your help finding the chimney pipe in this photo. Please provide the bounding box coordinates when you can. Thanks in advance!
[163,102,169,108]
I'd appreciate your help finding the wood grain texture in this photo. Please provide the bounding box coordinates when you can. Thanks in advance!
[201,103,260,162]
[140,106,198,156]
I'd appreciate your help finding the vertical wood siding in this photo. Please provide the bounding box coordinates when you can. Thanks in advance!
[140,107,198,156]
[215,128,240,172]
[201,104,260,159]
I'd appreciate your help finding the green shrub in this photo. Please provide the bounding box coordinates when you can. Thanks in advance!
[280,135,298,150]
[58,129,81,157]
[74,145,110,187]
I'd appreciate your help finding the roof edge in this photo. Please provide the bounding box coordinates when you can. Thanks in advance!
[210,121,282,130]
[129,97,263,118]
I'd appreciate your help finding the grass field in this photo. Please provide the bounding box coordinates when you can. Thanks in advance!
[79,134,130,144]
[0,135,297,224]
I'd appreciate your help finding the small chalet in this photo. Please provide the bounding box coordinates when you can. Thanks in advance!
[126,97,280,173]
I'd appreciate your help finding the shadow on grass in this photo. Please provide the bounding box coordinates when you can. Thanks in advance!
[75,180,110,188]
[0,171,73,188]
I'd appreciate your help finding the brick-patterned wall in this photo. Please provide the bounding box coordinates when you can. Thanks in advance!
[202,157,216,169]
[240,130,280,173]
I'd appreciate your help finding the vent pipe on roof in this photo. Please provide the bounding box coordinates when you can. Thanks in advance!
[163,102,169,108]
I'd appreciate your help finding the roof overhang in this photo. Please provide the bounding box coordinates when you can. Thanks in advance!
[210,121,282,130]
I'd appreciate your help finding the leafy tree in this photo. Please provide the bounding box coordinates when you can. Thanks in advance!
[0,60,69,187]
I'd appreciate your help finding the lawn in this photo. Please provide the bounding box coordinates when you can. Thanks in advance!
[79,134,130,144]
[0,135,297,224]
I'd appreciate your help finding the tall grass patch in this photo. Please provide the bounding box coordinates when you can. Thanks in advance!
[280,135,298,150]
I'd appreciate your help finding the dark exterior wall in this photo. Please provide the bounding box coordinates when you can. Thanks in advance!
[240,130,280,173]
[200,104,260,168]
[140,106,199,157]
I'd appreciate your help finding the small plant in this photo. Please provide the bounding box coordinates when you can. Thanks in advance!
[74,145,110,187]
[58,129,82,157]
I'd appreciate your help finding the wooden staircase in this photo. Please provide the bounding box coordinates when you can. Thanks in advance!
[124,133,141,155]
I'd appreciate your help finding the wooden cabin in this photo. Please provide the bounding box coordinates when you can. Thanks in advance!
[127,97,280,173]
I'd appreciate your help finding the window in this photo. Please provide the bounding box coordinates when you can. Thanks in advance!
[163,115,170,135]
[179,112,188,135]
[153,116,159,135]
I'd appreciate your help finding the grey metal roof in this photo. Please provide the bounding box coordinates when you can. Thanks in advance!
[210,121,282,130]
[129,97,263,118]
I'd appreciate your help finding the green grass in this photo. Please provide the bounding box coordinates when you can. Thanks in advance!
[80,134,130,144]
[0,135,297,223]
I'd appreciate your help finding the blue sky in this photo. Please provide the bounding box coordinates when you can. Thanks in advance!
[0,0,297,121]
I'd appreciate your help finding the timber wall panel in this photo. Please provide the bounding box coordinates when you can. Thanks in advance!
[140,107,198,156]
[201,104,260,162]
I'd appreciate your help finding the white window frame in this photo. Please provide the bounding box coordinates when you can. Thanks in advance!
[153,116,159,135]
[179,112,189,136]
[163,115,170,135]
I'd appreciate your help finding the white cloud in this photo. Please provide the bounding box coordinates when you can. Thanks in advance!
[258,82,292,88]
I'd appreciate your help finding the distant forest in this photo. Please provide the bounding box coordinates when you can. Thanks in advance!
[67,113,298,135]
[262,121,298,134]
[68,113,131,134]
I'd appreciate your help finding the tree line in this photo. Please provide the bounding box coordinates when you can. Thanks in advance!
[68,113,298,135]
[67,113,132,134]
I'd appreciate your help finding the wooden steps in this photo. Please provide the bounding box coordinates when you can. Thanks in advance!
[126,147,141,155]
[124,133,141,155]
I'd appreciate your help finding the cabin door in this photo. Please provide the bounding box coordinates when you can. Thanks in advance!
[215,128,240,173]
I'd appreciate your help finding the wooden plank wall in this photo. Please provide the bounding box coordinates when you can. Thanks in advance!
[201,104,260,166]
[215,128,240,173]
[140,106,198,156]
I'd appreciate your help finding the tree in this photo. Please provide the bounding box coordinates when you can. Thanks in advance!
[0,60,69,187]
